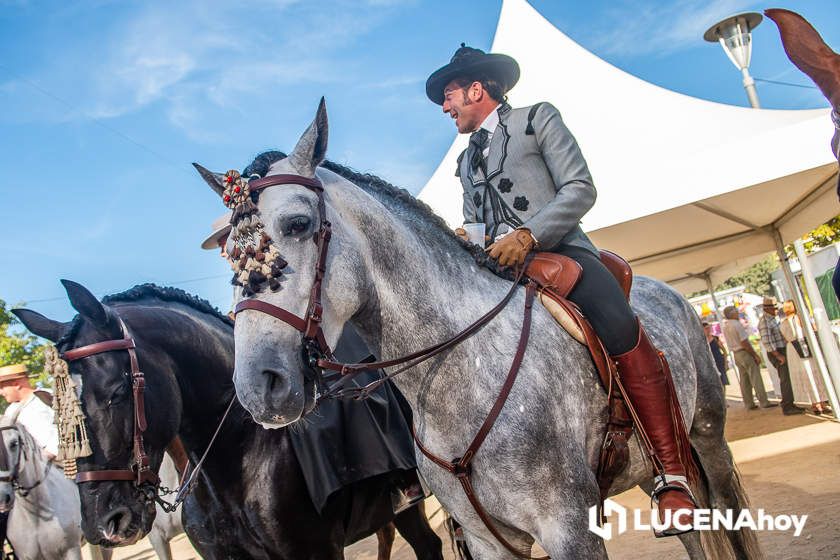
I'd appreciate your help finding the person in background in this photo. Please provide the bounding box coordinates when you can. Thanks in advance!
[201,211,232,259]
[721,306,776,410]
[0,364,58,459]
[757,297,804,416]
[780,300,832,415]
[703,322,729,386]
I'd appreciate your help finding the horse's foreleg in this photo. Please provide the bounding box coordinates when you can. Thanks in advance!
[63,545,83,560]
[149,528,173,560]
[393,501,444,560]
[375,522,396,560]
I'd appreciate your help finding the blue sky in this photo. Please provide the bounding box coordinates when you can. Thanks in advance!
[1,0,838,323]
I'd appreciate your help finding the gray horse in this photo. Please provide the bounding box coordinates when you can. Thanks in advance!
[197,100,761,559]
[0,419,111,560]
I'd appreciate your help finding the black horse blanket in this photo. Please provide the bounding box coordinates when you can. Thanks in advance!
[289,325,417,512]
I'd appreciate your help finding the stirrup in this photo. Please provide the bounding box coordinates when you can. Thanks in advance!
[651,474,696,504]
[651,474,698,538]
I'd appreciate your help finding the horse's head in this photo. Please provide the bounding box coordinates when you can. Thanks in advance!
[0,420,25,512]
[13,281,177,546]
[197,99,371,427]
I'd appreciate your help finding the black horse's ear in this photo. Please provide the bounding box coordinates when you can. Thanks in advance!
[11,309,68,342]
[288,97,329,177]
[61,279,108,327]
[193,163,227,197]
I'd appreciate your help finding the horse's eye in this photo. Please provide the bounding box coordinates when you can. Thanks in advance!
[9,441,18,449]
[108,383,130,406]
[285,216,311,236]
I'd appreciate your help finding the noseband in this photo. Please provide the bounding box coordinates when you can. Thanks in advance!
[61,318,158,487]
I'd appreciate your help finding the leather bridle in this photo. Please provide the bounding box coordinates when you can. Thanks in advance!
[232,173,547,558]
[0,425,48,498]
[233,173,336,394]
[61,318,158,487]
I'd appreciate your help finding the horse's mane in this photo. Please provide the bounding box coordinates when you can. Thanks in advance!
[58,284,231,347]
[102,284,234,327]
[243,151,507,275]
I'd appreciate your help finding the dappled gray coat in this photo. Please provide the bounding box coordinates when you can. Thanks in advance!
[457,101,599,254]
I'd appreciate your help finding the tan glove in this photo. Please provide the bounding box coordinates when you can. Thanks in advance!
[487,228,537,267]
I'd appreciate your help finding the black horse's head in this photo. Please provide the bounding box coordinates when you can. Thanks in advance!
[13,280,180,546]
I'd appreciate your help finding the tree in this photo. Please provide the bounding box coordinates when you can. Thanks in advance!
[714,255,780,296]
[800,215,840,252]
[0,299,48,388]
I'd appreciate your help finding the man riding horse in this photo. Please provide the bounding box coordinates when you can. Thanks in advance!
[426,45,699,536]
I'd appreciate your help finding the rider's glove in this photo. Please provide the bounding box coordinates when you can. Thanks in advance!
[487,228,537,267]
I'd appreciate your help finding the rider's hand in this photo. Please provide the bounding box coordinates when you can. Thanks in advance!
[487,228,537,267]
[454,228,469,242]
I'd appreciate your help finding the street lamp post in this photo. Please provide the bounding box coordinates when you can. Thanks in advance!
[704,13,764,108]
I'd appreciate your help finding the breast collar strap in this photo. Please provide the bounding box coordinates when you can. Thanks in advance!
[61,317,158,487]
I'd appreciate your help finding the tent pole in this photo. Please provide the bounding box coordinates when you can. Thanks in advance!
[792,239,840,418]
[772,229,838,417]
[704,273,722,321]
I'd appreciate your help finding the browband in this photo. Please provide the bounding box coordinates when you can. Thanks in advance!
[248,174,323,193]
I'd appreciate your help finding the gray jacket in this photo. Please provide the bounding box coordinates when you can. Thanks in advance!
[457,102,598,254]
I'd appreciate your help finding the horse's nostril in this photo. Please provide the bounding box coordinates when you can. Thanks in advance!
[101,506,130,538]
[262,369,287,393]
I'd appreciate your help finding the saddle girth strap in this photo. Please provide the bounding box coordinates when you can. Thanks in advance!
[412,283,549,560]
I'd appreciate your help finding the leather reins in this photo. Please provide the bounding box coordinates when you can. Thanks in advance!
[233,173,548,558]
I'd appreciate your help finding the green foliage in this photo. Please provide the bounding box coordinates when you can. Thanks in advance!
[715,255,780,296]
[799,216,840,252]
[0,299,48,388]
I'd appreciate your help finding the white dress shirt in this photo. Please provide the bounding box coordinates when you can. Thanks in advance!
[477,103,501,157]
[7,393,59,457]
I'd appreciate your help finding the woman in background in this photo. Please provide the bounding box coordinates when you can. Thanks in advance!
[703,322,730,386]
[779,300,832,414]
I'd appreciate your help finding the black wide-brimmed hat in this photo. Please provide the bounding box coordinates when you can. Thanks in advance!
[425,43,520,105]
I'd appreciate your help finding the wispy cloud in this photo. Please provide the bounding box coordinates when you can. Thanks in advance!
[588,0,760,57]
[7,0,406,137]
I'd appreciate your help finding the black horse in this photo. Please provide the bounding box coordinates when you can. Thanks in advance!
[14,281,442,560]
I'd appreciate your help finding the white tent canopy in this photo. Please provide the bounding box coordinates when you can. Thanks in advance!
[418,0,839,294]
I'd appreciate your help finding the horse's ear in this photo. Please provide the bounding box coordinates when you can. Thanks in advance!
[11,309,68,342]
[61,280,108,327]
[288,97,329,177]
[193,163,227,197]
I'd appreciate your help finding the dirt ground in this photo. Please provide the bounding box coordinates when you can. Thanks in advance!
[89,369,840,560]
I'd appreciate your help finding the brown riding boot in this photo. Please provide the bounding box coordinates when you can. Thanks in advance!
[612,323,699,537]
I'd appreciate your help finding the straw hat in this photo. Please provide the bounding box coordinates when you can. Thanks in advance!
[201,212,232,250]
[0,364,30,384]
[762,296,778,307]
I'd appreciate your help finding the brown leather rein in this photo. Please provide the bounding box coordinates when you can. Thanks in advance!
[233,173,547,559]
[60,315,235,513]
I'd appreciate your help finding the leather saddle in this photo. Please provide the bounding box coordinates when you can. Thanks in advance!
[524,250,635,505]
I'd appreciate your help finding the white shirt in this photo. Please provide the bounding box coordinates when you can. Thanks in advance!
[6,394,59,457]
[722,319,748,353]
[477,104,501,157]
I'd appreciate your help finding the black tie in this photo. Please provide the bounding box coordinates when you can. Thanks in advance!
[470,128,489,172]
